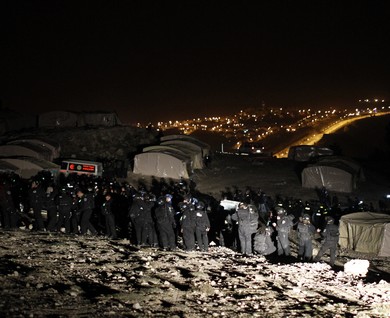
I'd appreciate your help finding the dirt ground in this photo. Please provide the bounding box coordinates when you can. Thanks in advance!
[0,229,389,317]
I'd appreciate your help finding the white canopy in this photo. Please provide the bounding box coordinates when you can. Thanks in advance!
[133,152,190,179]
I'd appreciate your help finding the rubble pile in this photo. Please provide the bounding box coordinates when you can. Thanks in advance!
[0,230,389,317]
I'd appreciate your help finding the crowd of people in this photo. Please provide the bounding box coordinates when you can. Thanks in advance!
[0,170,344,266]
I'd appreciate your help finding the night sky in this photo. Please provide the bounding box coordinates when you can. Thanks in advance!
[1,1,389,124]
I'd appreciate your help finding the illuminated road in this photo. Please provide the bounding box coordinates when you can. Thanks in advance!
[274,112,390,158]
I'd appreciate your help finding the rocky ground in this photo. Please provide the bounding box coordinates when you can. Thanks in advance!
[0,229,389,317]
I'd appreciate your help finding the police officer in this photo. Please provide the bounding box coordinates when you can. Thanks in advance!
[272,206,294,258]
[56,187,73,234]
[297,214,316,262]
[101,192,117,239]
[143,192,159,247]
[154,194,177,251]
[28,181,46,231]
[179,195,197,251]
[195,201,210,252]
[0,179,18,229]
[231,203,259,256]
[128,192,147,246]
[314,216,339,266]
[45,185,58,232]
[253,226,276,256]
[76,188,98,235]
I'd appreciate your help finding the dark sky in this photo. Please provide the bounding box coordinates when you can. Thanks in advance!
[1,1,389,124]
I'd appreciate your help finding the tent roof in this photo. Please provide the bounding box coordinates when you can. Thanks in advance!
[133,152,190,179]
[8,137,60,158]
[288,145,334,161]
[160,141,204,169]
[160,140,203,153]
[340,212,390,224]
[161,135,210,150]
[316,156,365,181]
[0,157,60,179]
[9,136,60,149]
[0,160,19,172]
[301,165,355,193]
[0,144,52,161]
[143,145,190,158]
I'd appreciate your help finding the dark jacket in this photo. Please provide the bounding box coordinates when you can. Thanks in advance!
[195,209,210,230]
[297,222,316,241]
[154,203,176,226]
[321,223,339,243]
[232,207,259,233]
[180,204,197,228]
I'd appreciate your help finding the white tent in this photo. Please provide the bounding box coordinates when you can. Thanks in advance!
[317,156,365,181]
[339,212,390,257]
[0,143,54,162]
[160,140,204,169]
[133,152,190,179]
[301,165,355,193]
[301,157,363,193]
[0,157,60,179]
[160,135,211,157]
[143,145,194,172]
[0,160,19,174]
[8,137,61,159]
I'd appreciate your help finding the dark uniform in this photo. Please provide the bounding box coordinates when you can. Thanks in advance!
[154,196,176,250]
[28,181,46,231]
[56,189,73,234]
[297,214,316,261]
[128,194,148,246]
[101,193,117,239]
[272,207,294,257]
[180,198,197,251]
[195,201,210,252]
[76,190,98,235]
[314,217,339,266]
[45,186,58,232]
[142,193,158,246]
[231,203,259,256]
[0,181,18,229]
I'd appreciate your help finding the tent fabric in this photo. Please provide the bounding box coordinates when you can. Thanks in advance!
[288,145,333,162]
[0,157,60,179]
[301,157,363,193]
[0,144,53,161]
[339,212,390,257]
[133,152,190,179]
[0,160,19,173]
[8,138,61,159]
[160,135,211,157]
[301,165,355,193]
[143,145,194,172]
[316,156,365,182]
[160,140,204,169]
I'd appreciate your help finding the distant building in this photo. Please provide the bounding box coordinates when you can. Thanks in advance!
[38,110,121,128]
